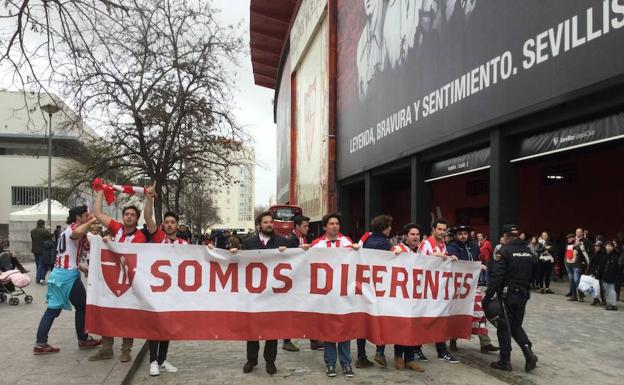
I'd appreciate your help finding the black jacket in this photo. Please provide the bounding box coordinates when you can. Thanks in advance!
[285,231,313,248]
[588,250,606,279]
[485,238,534,300]
[241,233,288,250]
[40,239,57,265]
[602,251,622,284]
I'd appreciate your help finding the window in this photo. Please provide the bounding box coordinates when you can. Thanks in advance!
[11,186,69,206]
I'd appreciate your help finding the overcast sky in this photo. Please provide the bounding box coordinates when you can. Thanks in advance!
[211,0,277,208]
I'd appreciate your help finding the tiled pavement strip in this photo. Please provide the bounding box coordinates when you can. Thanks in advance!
[2,262,622,385]
[0,262,146,385]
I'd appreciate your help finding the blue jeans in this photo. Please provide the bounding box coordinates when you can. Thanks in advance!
[37,263,53,282]
[567,266,582,297]
[324,341,351,367]
[34,254,43,281]
[604,282,617,306]
[36,278,87,344]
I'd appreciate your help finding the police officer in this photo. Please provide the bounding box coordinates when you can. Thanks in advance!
[482,224,538,372]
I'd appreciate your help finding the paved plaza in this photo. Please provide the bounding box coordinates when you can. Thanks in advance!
[130,281,624,385]
[1,263,622,385]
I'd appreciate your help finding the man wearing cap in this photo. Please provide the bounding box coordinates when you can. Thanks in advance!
[446,225,499,354]
[482,224,538,373]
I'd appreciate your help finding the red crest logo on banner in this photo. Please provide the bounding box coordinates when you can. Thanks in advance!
[101,249,137,297]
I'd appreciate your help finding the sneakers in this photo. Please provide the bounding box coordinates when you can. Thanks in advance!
[159,361,178,373]
[413,348,428,362]
[149,361,160,376]
[373,352,387,367]
[545,288,554,294]
[326,365,337,377]
[405,360,425,372]
[354,357,374,368]
[282,341,300,352]
[33,344,60,355]
[438,353,459,364]
[480,344,500,353]
[606,305,619,311]
[394,357,405,370]
[343,365,354,378]
[490,361,512,371]
[266,361,277,375]
[449,340,458,352]
[78,336,102,350]
[243,361,257,373]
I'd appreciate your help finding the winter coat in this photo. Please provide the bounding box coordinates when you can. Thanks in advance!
[588,250,606,279]
[362,232,392,251]
[447,239,480,262]
[40,239,57,265]
[602,251,622,284]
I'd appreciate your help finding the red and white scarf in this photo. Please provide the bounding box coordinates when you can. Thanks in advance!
[92,178,147,205]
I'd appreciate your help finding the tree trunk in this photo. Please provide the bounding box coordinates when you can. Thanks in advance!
[154,182,164,225]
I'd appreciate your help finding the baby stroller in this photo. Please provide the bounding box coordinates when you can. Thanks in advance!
[0,251,33,305]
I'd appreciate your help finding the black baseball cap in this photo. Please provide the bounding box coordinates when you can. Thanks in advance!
[452,225,473,233]
[502,224,520,235]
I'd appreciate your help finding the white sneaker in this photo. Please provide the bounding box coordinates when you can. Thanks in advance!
[149,361,160,376]
[159,360,178,373]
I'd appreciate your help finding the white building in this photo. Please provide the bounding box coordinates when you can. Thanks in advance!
[209,146,255,233]
[0,90,96,236]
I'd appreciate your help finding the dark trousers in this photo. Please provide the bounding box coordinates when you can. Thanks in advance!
[34,254,43,281]
[356,339,384,359]
[247,340,277,363]
[36,278,87,344]
[415,342,448,356]
[149,340,170,364]
[531,262,542,287]
[498,296,531,362]
[394,345,415,361]
[37,263,53,282]
[540,261,553,289]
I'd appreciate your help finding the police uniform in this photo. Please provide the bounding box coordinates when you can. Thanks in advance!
[483,224,538,372]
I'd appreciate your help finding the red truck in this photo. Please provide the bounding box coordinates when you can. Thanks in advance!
[269,205,302,237]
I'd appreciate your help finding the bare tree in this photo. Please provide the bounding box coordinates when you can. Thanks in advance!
[52,0,247,221]
[0,1,128,93]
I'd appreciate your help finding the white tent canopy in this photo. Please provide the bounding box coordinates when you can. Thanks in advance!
[8,200,70,257]
[9,199,69,222]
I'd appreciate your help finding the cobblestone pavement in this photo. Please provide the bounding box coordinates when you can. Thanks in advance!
[0,262,143,385]
[131,281,624,385]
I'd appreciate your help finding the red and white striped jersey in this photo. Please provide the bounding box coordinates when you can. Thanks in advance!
[150,229,188,244]
[54,224,89,270]
[395,242,418,253]
[418,237,447,256]
[311,233,353,248]
[108,220,146,243]
[357,232,372,247]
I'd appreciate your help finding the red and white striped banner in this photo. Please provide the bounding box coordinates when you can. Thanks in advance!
[85,237,482,345]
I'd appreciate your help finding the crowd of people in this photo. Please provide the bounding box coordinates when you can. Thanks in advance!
[16,187,623,379]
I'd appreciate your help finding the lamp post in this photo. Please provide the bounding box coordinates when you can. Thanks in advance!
[41,103,62,230]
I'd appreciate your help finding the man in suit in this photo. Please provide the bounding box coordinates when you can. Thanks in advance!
[283,215,324,351]
[240,210,288,375]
